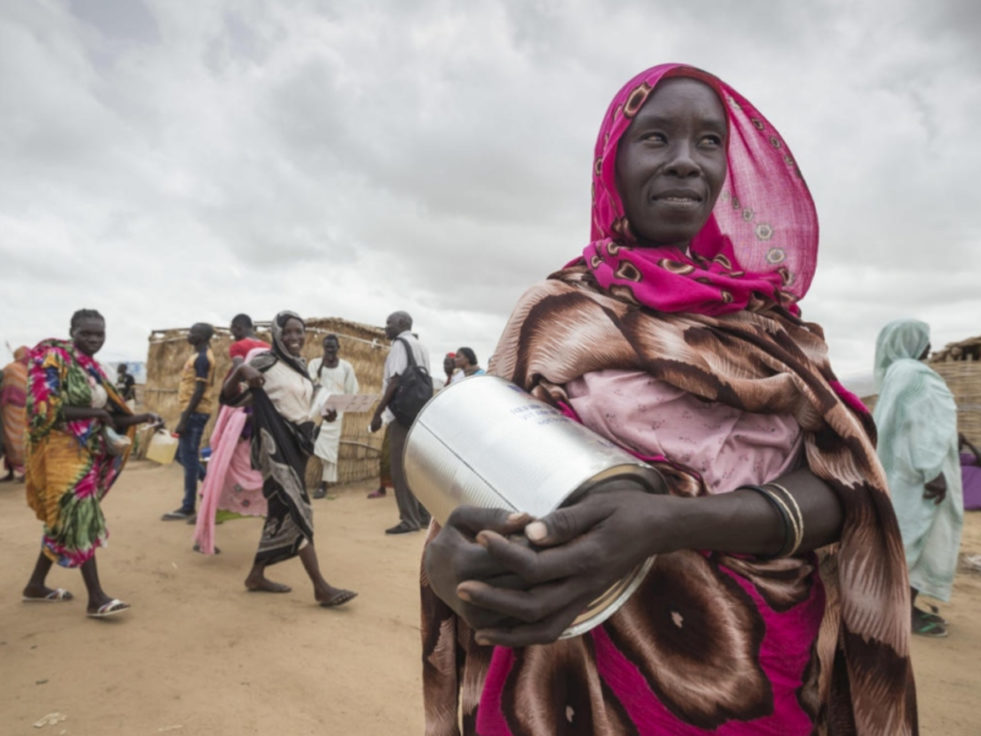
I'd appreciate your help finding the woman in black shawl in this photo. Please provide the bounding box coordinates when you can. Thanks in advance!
[222,311,356,607]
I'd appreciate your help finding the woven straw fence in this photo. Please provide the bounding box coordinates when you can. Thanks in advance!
[143,317,390,487]
[932,357,981,447]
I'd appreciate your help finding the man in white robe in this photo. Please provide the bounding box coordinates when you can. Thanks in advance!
[308,334,359,499]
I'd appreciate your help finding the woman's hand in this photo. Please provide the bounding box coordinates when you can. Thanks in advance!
[134,412,163,428]
[924,473,947,505]
[240,365,265,389]
[460,480,673,647]
[424,507,533,630]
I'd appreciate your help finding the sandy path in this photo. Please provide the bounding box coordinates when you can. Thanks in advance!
[1,460,979,735]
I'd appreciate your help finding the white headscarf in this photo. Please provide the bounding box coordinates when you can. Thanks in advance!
[873,319,930,390]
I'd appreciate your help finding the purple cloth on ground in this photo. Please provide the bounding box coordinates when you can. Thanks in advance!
[962,453,981,510]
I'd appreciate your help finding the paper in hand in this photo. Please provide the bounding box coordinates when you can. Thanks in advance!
[322,393,379,413]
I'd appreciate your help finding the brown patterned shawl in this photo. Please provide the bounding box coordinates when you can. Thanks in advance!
[420,269,917,735]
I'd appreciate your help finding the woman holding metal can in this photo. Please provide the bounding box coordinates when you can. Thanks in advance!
[421,64,916,735]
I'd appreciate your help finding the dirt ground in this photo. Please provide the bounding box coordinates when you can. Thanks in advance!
[1,461,979,735]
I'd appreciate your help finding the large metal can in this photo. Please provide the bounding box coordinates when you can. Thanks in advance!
[404,374,662,638]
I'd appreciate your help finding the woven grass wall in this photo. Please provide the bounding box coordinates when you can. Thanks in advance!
[932,358,981,447]
[143,318,389,486]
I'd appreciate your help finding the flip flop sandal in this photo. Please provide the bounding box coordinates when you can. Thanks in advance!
[320,589,358,608]
[914,604,947,626]
[911,608,947,637]
[87,599,131,619]
[22,588,74,602]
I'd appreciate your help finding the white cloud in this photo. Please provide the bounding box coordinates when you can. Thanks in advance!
[1,0,979,379]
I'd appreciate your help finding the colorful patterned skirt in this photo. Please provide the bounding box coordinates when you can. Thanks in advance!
[26,430,120,567]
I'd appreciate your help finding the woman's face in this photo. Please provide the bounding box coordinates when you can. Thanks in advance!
[281,318,305,357]
[615,77,728,249]
[71,317,106,356]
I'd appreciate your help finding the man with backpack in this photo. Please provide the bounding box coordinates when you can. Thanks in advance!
[370,311,433,534]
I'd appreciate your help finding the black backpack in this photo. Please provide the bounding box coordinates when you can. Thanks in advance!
[388,337,434,426]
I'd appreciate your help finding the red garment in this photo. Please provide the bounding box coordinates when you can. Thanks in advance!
[229,338,269,360]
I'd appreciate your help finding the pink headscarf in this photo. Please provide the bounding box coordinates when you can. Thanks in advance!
[577,64,818,316]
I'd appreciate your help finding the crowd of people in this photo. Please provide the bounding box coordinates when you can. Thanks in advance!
[2,60,976,734]
[5,305,491,619]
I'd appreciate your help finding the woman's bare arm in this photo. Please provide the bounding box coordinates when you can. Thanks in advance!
[427,467,843,647]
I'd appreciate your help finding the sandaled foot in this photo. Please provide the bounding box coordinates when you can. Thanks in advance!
[317,587,357,608]
[912,607,948,637]
[914,604,947,626]
[245,577,291,593]
[312,487,327,499]
[22,586,74,602]
[367,487,387,499]
[86,598,130,618]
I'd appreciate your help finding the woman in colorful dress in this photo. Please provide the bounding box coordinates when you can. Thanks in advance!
[1,346,29,481]
[421,65,917,734]
[222,311,356,607]
[873,319,964,637]
[22,309,160,617]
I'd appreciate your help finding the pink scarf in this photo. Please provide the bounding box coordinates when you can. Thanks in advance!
[577,63,818,315]
[192,346,268,555]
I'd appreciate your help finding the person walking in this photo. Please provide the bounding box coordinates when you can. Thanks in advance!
[370,311,432,534]
[22,309,160,617]
[873,318,964,637]
[222,311,356,607]
[1,346,29,482]
[115,363,136,411]
[191,315,270,554]
[162,323,215,521]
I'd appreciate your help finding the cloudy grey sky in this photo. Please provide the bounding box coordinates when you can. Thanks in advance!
[2,0,979,388]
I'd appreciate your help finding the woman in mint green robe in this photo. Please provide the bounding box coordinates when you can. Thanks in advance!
[873,319,964,636]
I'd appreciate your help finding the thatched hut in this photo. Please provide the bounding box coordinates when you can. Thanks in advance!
[143,317,390,487]
[930,334,981,446]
